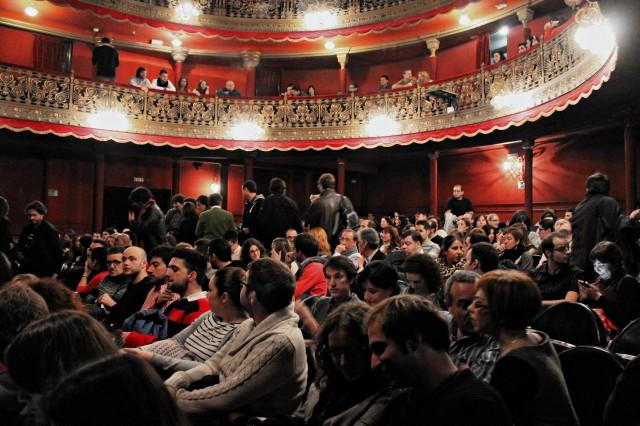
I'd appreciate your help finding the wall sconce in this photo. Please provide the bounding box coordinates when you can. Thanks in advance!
[502,154,523,179]
[210,183,221,193]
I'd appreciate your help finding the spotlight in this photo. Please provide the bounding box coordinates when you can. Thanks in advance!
[171,38,183,47]
[324,41,335,50]
[459,14,471,26]
[228,120,265,140]
[25,6,39,17]
[87,110,130,132]
[366,114,400,137]
[210,183,221,193]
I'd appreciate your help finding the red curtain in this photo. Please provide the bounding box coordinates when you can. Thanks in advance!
[33,34,72,74]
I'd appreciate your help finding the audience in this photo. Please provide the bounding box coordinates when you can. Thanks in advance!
[130,66,152,90]
[192,80,210,96]
[151,69,176,91]
[359,260,400,305]
[176,76,189,93]
[217,80,241,96]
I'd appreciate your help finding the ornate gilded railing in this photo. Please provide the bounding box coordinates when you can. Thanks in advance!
[0,21,616,144]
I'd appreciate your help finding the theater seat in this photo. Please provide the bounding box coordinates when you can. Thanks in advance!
[603,355,640,426]
[609,317,640,356]
[560,346,624,426]
[532,302,607,347]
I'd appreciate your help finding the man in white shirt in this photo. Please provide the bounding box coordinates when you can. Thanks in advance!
[151,69,176,91]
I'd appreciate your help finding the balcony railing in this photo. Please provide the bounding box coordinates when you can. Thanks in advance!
[0,21,616,147]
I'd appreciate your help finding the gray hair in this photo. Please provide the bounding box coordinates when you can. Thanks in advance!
[357,227,379,249]
[444,270,480,305]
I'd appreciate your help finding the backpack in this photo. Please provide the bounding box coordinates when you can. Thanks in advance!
[122,309,169,339]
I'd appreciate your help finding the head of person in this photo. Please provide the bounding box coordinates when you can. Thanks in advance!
[46,354,188,426]
[5,310,117,393]
[114,232,131,248]
[0,196,9,220]
[590,241,625,282]
[456,217,471,234]
[106,246,125,276]
[270,237,290,263]
[0,284,49,363]
[400,230,423,255]
[379,217,390,229]
[564,208,574,220]
[439,234,465,265]
[518,42,527,53]
[501,226,524,251]
[88,246,108,273]
[554,218,572,234]
[324,255,357,302]
[146,245,174,285]
[122,246,147,277]
[537,217,556,241]
[445,270,481,335]
[128,186,153,212]
[340,228,357,251]
[171,193,185,209]
[208,267,246,317]
[285,228,298,251]
[473,214,487,228]
[177,76,188,90]
[27,278,84,312]
[586,172,610,195]
[470,270,541,338]
[540,232,571,267]
[269,177,287,195]
[197,80,208,90]
[225,80,235,91]
[209,238,232,265]
[135,67,147,79]
[452,184,464,200]
[379,75,390,86]
[402,69,413,80]
[464,228,489,251]
[209,193,223,207]
[196,195,210,212]
[317,173,336,192]
[403,254,442,299]
[242,180,258,200]
[25,200,47,224]
[508,210,531,229]
[243,258,295,315]
[182,201,196,218]
[307,85,316,96]
[487,213,501,229]
[382,226,400,248]
[359,261,400,306]
[224,230,239,246]
[357,227,380,255]
[294,233,319,262]
[166,248,207,293]
[493,51,502,63]
[241,238,266,265]
[309,227,331,254]
[158,69,169,82]
[366,295,450,386]
[464,242,499,274]
[316,302,371,384]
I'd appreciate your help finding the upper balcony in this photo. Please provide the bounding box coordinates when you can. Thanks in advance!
[0,15,618,151]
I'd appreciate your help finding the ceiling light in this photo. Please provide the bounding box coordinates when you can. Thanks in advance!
[150,39,164,46]
[92,27,100,33]
[87,110,130,132]
[210,183,221,194]
[366,114,400,137]
[459,14,471,25]
[228,120,265,140]
[498,25,509,36]
[24,6,39,17]
[304,10,338,30]
[574,3,616,58]
[324,41,335,50]
[171,38,183,47]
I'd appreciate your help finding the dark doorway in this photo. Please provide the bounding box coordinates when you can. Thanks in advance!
[103,187,171,232]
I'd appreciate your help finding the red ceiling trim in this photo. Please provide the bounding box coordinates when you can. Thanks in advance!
[49,0,473,40]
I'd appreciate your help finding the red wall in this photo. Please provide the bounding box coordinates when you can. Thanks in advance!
[506,15,549,60]
[178,161,221,200]
[227,164,245,216]
[281,68,341,96]
[435,39,480,80]
[184,58,248,96]
[0,26,35,68]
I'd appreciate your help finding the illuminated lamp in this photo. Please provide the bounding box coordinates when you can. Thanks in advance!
[324,41,336,50]
[25,5,39,17]
[574,2,616,58]
[210,183,221,193]
[171,38,183,47]
[87,110,130,132]
[502,154,523,178]
[498,25,509,36]
[171,0,202,20]
[304,9,338,30]
[459,14,471,26]
[227,120,265,140]
[490,91,536,110]
[366,114,400,137]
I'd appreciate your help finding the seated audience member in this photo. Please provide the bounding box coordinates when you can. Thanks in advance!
[127,268,247,373]
[91,247,128,305]
[75,246,109,294]
[517,42,527,54]
[579,241,640,330]
[360,260,400,306]
[140,245,179,310]
[209,238,244,271]
[176,76,189,93]
[400,230,424,256]
[498,226,534,271]
[294,233,327,300]
[368,295,512,425]
[122,248,209,347]
[380,226,400,255]
[217,80,241,96]
[457,216,472,235]
[192,80,210,96]
[130,66,152,90]
[415,220,439,258]
[492,51,505,64]
[284,83,301,97]
[309,227,332,257]
[224,230,242,261]
[464,242,499,275]
[240,238,267,268]
[403,254,443,307]
[437,234,466,282]
[464,228,490,251]
[270,237,290,265]
[165,258,307,418]
[470,270,579,425]
[474,215,488,229]
[334,228,360,267]
[358,227,386,268]
[392,69,416,89]
[27,278,84,312]
[416,71,432,85]
[47,354,188,426]
[306,85,317,96]
[530,233,581,307]
[445,270,499,382]
[536,217,556,247]
[554,218,572,233]
[295,256,360,336]
[378,74,392,90]
[151,69,176,91]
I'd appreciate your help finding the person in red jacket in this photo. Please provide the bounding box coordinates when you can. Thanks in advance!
[293,233,327,300]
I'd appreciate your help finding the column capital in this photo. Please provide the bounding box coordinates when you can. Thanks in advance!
[516,7,534,27]
[241,51,262,69]
[336,53,349,69]
[426,38,440,57]
[171,47,188,63]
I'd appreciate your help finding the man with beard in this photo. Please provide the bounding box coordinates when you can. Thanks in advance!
[530,233,581,307]
[14,200,63,276]
[140,245,179,310]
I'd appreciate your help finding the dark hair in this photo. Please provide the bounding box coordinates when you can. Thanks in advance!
[470,242,499,272]
[243,180,258,193]
[224,229,239,243]
[209,193,223,207]
[586,172,610,195]
[247,258,295,313]
[47,354,188,426]
[357,227,380,249]
[135,67,146,78]
[25,200,47,215]
[193,238,211,257]
[213,267,246,310]
[100,37,111,43]
[366,295,450,352]
[28,278,84,312]
[147,245,174,266]
[171,193,185,204]
[6,310,117,393]
[295,233,319,258]
[382,226,401,250]
[171,248,208,289]
[182,201,196,217]
[241,238,266,266]
[539,232,563,256]
[269,178,286,195]
[209,238,232,262]
[89,246,108,272]
[106,246,125,256]
[590,241,625,277]
[538,217,556,231]
[508,210,531,229]
[159,69,168,75]
[401,229,423,244]
[476,270,542,330]
[468,230,490,245]
[359,261,400,295]
[0,196,9,219]
[472,215,487,228]
[439,233,464,260]
[503,225,525,250]
[380,74,389,80]
[0,284,49,362]
[271,237,289,263]
[196,195,210,209]
[324,255,357,283]
[403,254,442,296]
[318,173,336,190]
[128,187,153,204]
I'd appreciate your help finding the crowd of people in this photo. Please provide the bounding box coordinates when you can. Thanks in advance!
[1,170,639,425]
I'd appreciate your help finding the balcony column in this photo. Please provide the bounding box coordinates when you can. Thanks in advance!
[337,53,349,94]
[220,162,229,210]
[522,139,534,220]
[241,51,262,97]
[517,7,534,40]
[428,152,438,217]
[624,122,638,213]
[426,38,440,79]
[171,47,188,83]
[93,153,105,232]
[337,158,346,195]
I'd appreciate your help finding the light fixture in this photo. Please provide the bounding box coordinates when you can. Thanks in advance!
[502,154,523,178]
[459,14,471,26]
[210,183,221,194]
[304,9,338,29]
[491,91,536,110]
[228,120,265,140]
[324,41,335,50]
[498,25,509,36]
[87,110,130,132]
[171,38,183,47]
[366,114,400,137]
[25,5,39,17]
[171,0,202,20]
[574,2,615,58]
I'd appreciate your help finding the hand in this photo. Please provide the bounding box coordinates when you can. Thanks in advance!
[128,211,135,222]
[157,286,175,304]
[579,283,602,301]
[84,257,93,274]
[334,244,346,254]
[121,331,130,342]
[357,254,365,271]
[97,293,117,308]
[122,348,153,362]
[165,384,177,398]
[630,209,640,219]
[242,227,250,234]
[309,194,320,203]
[294,300,312,321]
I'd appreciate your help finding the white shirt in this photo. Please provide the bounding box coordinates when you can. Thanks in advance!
[151,78,176,92]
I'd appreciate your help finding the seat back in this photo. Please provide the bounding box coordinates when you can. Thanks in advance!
[603,355,640,426]
[609,317,640,356]
[559,346,624,426]
[533,302,607,347]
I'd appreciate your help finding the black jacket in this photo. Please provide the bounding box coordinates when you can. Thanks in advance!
[241,194,265,242]
[129,202,166,252]
[92,44,119,78]
[14,220,63,276]
[255,194,302,248]
[305,189,354,245]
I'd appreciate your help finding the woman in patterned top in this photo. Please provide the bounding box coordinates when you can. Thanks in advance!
[437,233,466,282]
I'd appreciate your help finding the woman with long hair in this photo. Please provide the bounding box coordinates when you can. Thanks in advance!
[240,238,267,267]
[380,226,401,255]
[437,233,466,282]
[309,227,331,256]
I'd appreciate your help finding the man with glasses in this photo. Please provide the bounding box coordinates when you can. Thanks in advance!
[445,270,499,383]
[334,228,360,268]
[529,232,582,307]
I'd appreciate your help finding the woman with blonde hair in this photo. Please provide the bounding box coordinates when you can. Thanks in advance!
[309,227,331,256]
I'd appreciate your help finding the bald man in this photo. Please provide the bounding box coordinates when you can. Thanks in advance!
[100,246,154,328]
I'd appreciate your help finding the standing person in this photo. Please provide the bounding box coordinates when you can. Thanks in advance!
[571,172,621,279]
[0,196,11,255]
[195,194,236,241]
[14,201,63,277]
[255,178,303,248]
[240,180,264,243]
[305,173,357,248]
[164,194,185,240]
[128,187,166,252]
[92,37,119,82]
[444,185,474,218]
